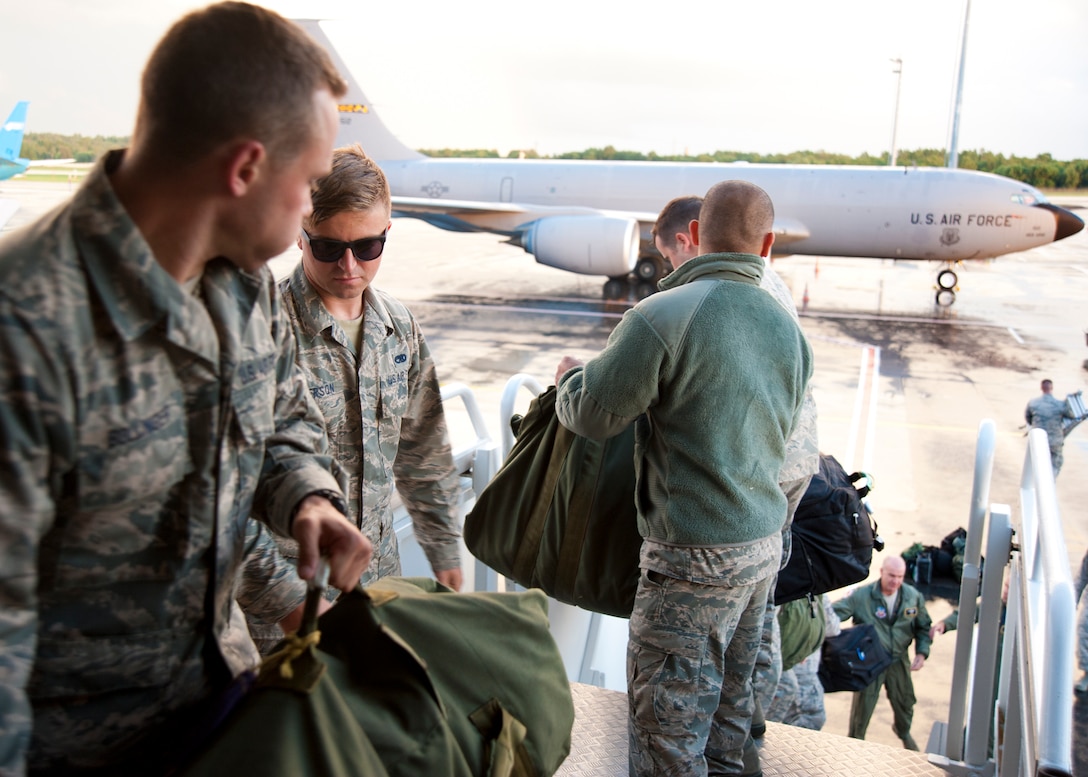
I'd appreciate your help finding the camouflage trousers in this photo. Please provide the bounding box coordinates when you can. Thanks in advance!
[767,650,827,730]
[751,596,782,712]
[848,657,916,741]
[1078,580,1088,672]
[750,475,813,711]
[627,535,779,776]
[1050,442,1064,477]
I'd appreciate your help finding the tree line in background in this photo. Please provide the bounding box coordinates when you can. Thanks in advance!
[22,133,129,164]
[22,133,1088,190]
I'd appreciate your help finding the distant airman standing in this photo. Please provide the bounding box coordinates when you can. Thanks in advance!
[1024,379,1076,476]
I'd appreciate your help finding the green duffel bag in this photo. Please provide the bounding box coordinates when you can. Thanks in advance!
[778,595,827,672]
[184,577,573,777]
[464,385,643,618]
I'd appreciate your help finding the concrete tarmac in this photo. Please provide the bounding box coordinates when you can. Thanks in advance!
[3,179,1087,764]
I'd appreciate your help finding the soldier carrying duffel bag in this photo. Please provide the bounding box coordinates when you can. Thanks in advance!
[182,569,574,777]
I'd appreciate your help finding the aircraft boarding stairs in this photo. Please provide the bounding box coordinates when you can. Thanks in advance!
[391,375,1075,777]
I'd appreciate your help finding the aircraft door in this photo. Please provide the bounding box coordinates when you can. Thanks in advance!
[500,177,513,203]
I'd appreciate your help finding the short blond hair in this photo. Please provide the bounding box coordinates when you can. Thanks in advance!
[306,145,391,229]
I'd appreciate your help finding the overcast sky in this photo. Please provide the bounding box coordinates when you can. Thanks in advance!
[2,0,1086,160]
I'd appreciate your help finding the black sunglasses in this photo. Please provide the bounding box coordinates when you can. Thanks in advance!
[301,228,387,263]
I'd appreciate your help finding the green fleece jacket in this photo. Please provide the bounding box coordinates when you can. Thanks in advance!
[555,252,813,547]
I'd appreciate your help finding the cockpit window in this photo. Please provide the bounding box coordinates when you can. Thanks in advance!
[1011,191,1048,205]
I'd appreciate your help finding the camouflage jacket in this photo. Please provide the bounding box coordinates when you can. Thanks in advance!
[1025,392,1074,447]
[0,152,344,773]
[276,262,461,580]
[759,264,819,483]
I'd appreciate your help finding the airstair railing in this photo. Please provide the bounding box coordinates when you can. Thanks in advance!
[499,372,545,460]
[438,382,501,594]
[933,424,1073,777]
[943,419,997,762]
[998,428,1074,777]
[440,381,500,499]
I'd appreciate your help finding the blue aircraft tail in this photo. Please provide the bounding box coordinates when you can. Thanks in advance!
[0,102,30,180]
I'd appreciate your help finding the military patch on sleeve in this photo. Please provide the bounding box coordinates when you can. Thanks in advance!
[905,606,918,618]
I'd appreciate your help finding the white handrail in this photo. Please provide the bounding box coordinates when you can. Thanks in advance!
[944,419,996,762]
[930,423,1074,777]
[1013,429,1075,776]
[499,373,546,460]
[441,381,493,476]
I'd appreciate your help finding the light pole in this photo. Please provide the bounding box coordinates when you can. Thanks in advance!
[889,58,903,167]
[947,0,972,168]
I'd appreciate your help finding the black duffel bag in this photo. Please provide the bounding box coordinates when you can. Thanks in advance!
[818,622,894,693]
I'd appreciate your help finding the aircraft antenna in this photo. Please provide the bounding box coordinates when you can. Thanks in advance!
[946,0,972,168]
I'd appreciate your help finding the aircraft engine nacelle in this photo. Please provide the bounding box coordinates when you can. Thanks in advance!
[520,216,639,278]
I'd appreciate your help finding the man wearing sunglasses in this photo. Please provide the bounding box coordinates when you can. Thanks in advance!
[246,144,463,650]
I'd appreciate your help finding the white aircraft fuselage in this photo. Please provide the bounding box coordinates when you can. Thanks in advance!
[298,19,1084,302]
[384,157,1069,261]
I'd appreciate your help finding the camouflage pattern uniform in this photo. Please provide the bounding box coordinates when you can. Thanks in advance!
[768,594,841,729]
[1075,549,1088,686]
[628,537,780,775]
[234,522,308,628]
[0,152,345,774]
[833,579,933,743]
[247,263,462,650]
[751,264,820,710]
[1024,391,1075,475]
[556,252,812,775]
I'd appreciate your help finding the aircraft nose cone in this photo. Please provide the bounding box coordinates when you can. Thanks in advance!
[1035,202,1085,241]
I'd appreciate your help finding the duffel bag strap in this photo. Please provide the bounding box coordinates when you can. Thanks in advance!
[469,698,535,777]
[512,423,576,583]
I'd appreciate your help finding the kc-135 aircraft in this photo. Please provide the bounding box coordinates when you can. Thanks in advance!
[298,20,1084,306]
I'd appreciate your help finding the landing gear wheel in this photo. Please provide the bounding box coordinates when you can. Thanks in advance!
[634,281,657,300]
[603,278,627,300]
[935,288,956,306]
[635,257,661,282]
[937,269,958,290]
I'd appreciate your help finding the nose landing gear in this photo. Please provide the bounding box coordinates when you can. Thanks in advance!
[935,267,958,306]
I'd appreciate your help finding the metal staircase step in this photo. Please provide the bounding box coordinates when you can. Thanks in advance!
[558,682,948,776]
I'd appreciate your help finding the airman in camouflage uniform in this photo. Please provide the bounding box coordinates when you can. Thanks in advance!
[1076,549,1088,693]
[244,146,463,651]
[649,195,820,722]
[751,264,819,714]
[0,6,372,773]
[557,183,812,776]
[1024,378,1076,476]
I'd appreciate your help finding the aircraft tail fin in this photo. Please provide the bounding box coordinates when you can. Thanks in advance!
[1,101,29,162]
[295,20,424,162]
[1,102,30,164]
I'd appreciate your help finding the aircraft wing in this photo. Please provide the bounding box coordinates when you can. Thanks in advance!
[772,217,811,246]
[392,194,809,245]
[0,199,19,231]
[392,195,650,236]
[393,196,527,214]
